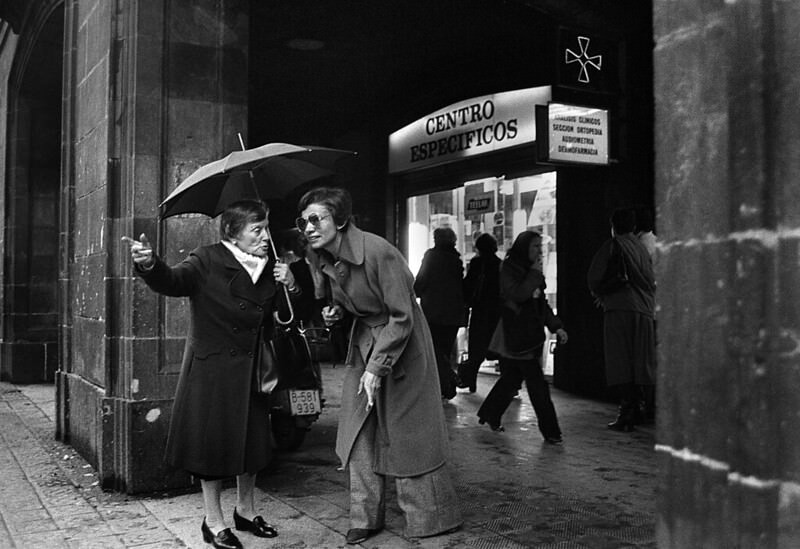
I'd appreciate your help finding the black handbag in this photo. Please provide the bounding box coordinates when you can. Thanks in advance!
[502,299,544,353]
[595,238,630,296]
[253,284,314,395]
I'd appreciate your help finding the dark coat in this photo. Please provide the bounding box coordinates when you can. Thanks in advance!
[488,260,562,360]
[413,245,465,326]
[463,253,501,311]
[587,234,656,386]
[136,243,277,477]
[309,226,450,477]
[587,233,655,316]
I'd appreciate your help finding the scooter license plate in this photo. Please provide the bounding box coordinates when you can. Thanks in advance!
[288,389,321,416]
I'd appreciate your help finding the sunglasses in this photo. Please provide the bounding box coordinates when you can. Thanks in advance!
[295,213,332,231]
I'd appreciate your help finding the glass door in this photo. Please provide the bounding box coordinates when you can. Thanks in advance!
[406,171,558,374]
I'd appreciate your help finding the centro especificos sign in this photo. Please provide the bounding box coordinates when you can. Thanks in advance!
[388,86,552,174]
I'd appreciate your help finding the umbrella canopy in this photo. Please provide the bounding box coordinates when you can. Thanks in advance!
[159,142,357,219]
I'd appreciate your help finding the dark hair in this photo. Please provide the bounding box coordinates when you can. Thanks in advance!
[505,230,542,268]
[610,208,636,235]
[433,227,457,247]
[632,205,654,233]
[297,186,353,228]
[220,199,269,240]
[474,233,497,256]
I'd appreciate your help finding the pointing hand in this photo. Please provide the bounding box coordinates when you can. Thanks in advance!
[121,233,154,268]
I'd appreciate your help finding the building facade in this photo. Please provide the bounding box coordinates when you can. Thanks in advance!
[0,0,797,545]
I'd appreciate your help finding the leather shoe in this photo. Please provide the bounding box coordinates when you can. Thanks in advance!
[345,527,382,544]
[233,508,278,538]
[478,417,504,432]
[201,519,243,549]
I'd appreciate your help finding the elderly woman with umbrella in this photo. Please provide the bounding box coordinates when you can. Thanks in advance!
[297,186,462,544]
[123,144,355,549]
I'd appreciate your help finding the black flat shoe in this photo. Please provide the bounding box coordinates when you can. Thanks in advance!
[478,417,504,432]
[233,508,278,538]
[607,418,635,432]
[201,519,243,549]
[545,435,563,444]
[346,527,382,544]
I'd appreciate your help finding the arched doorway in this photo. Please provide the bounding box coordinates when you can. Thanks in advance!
[1,4,63,383]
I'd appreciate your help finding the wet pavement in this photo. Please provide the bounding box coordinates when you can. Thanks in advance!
[0,362,656,548]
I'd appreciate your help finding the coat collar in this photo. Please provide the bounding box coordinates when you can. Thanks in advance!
[335,224,365,266]
[309,224,365,268]
[212,242,275,305]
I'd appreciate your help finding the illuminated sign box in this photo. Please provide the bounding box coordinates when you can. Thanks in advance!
[388,86,552,174]
[537,103,609,165]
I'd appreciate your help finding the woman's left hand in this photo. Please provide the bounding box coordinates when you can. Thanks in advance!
[273,262,296,288]
[358,371,382,412]
[556,328,569,345]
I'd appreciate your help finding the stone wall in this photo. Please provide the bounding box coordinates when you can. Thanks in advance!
[654,1,800,546]
[58,0,250,493]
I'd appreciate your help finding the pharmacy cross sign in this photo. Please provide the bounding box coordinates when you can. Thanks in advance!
[565,36,602,84]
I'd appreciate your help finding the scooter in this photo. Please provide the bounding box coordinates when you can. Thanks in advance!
[268,321,326,451]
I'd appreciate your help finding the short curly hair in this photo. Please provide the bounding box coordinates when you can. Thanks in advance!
[219,199,269,240]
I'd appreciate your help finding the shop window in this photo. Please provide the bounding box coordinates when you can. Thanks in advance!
[407,172,558,374]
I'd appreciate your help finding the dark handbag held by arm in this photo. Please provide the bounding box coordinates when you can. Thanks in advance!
[253,284,315,395]
[595,238,630,296]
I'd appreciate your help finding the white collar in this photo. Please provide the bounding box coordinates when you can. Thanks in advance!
[221,240,268,283]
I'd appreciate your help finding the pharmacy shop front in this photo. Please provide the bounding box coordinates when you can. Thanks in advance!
[388,87,612,394]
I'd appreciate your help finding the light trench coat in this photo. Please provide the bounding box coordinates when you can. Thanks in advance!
[310,225,450,477]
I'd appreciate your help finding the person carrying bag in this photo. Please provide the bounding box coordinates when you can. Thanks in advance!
[476,230,568,443]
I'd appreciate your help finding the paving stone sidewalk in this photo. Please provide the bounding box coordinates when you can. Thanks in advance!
[0,363,657,548]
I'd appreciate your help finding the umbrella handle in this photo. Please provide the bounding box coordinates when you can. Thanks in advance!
[274,284,295,326]
[267,226,295,326]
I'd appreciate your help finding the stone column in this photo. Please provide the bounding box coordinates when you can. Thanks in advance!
[654,1,800,546]
[58,0,249,493]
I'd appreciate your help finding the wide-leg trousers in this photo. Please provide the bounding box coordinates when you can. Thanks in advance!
[348,411,462,537]
[477,355,561,440]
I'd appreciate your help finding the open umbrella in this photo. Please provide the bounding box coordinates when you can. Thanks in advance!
[159,142,357,219]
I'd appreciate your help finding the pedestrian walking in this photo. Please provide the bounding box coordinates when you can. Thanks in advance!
[587,207,656,432]
[123,200,295,548]
[413,227,465,400]
[298,187,462,544]
[477,231,568,443]
[458,233,501,393]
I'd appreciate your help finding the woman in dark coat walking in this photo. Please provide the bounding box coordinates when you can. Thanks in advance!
[458,233,501,392]
[297,187,461,544]
[123,200,297,549]
[477,231,568,443]
[413,227,465,399]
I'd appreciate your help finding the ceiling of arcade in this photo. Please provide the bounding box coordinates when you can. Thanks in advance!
[247,0,651,146]
[0,0,651,151]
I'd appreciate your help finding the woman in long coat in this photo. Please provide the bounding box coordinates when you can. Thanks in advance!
[458,233,501,392]
[587,207,656,431]
[296,187,462,544]
[413,227,465,399]
[124,200,297,549]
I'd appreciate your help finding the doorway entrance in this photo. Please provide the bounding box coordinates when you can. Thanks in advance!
[1,6,63,383]
[407,172,558,374]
